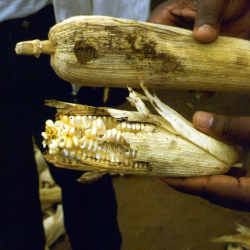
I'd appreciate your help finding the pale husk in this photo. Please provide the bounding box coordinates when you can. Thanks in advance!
[43,86,241,177]
[16,15,250,93]
[213,224,250,250]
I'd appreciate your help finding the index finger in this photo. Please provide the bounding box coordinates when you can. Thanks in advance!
[160,174,250,211]
[194,0,226,43]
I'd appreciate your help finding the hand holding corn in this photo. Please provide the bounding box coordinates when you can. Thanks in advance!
[41,85,241,182]
[149,0,250,43]
[160,112,250,212]
[149,0,250,212]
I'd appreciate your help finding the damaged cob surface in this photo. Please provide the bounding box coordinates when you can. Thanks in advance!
[42,85,241,180]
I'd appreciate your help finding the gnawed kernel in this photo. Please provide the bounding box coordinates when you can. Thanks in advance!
[42,114,152,171]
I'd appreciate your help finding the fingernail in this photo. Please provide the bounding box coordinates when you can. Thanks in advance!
[195,25,217,43]
[195,112,214,129]
[197,24,215,34]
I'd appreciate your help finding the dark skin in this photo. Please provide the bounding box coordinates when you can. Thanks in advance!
[148,0,250,43]
[148,0,250,211]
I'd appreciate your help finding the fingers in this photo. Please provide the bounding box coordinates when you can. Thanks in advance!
[147,2,175,25]
[193,112,250,147]
[194,0,227,43]
[160,175,250,211]
[147,1,196,27]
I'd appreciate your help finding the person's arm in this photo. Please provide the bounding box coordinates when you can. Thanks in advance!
[148,0,250,43]
[160,112,250,212]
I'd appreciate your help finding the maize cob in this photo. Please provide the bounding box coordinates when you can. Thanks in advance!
[15,16,250,92]
[42,85,241,182]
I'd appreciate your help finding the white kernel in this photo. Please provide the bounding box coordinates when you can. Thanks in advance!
[72,136,79,148]
[125,151,130,157]
[80,140,87,149]
[131,124,136,131]
[90,127,97,139]
[118,153,125,163]
[63,149,70,157]
[76,149,82,160]
[92,141,98,152]
[75,116,82,129]
[116,131,121,143]
[136,123,141,132]
[68,126,75,136]
[106,129,112,142]
[111,128,117,142]
[69,150,76,158]
[49,139,58,149]
[69,116,75,126]
[58,135,67,148]
[85,129,91,138]
[46,120,54,127]
[102,116,107,124]
[87,139,93,151]
[96,152,101,160]
[110,152,115,162]
[132,150,136,157]
[41,132,48,140]
[49,147,59,156]
[126,123,131,132]
[61,116,69,124]
[121,122,126,131]
[114,153,120,163]
[55,120,63,128]
[42,141,47,148]
[79,136,85,143]
[66,137,73,149]
[62,124,69,135]
[95,118,106,131]
[81,116,88,129]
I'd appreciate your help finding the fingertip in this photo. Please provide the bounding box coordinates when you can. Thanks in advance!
[193,111,214,129]
[194,24,219,43]
[159,177,180,186]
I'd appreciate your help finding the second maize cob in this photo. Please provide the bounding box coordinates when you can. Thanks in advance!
[41,85,241,182]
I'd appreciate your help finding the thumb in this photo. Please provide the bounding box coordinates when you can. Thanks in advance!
[194,0,226,43]
[193,111,250,147]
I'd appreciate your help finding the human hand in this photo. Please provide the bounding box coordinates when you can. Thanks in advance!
[160,112,250,211]
[148,0,250,43]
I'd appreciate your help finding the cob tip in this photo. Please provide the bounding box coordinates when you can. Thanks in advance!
[15,39,55,58]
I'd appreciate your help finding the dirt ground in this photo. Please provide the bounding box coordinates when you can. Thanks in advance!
[51,88,250,250]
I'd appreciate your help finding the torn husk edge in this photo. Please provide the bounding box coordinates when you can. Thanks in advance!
[129,82,241,166]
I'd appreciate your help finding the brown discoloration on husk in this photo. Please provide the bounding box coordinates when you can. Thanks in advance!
[16,16,250,92]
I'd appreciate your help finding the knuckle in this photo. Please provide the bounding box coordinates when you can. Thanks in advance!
[222,117,236,140]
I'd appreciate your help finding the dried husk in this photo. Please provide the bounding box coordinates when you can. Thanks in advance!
[213,224,250,250]
[43,86,241,177]
[15,16,250,93]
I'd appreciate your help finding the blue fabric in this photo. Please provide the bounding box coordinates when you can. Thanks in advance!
[0,0,51,22]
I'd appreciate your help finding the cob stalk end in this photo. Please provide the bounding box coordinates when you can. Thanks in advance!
[15,39,55,58]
